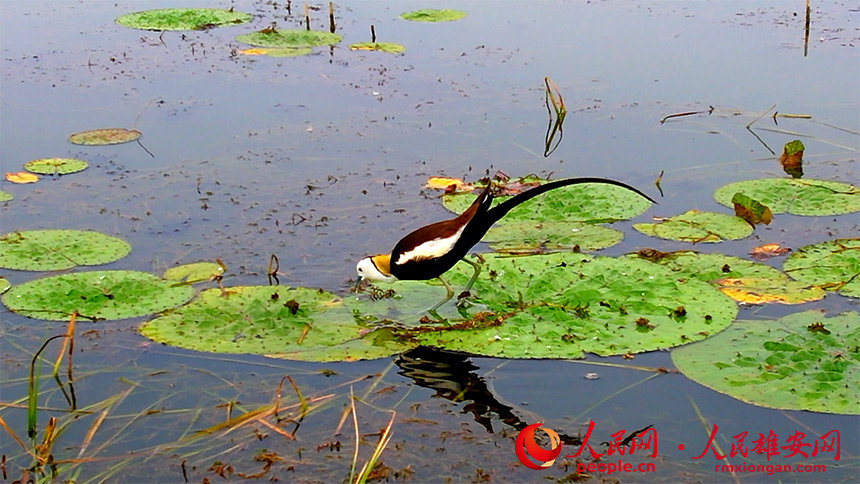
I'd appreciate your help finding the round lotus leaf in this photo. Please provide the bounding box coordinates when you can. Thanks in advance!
[236,30,342,48]
[349,42,405,54]
[484,221,623,253]
[140,286,408,362]
[628,251,825,304]
[633,210,753,243]
[0,190,12,202]
[0,230,131,271]
[401,9,466,22]
[2,270,194,321]
[0,277,9,295]
[163,262,224,284]
[783,238,860,299]
[442,180,652,223]
[68,128,142,146]
[406,253,737,359]
[672,310,859,414]
[713,178,860,216]
[23,158,88,175]
[116,8,252,31]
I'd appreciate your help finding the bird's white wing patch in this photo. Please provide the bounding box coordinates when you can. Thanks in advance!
[396,226,465,265]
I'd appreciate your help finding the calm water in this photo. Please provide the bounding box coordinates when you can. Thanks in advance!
[1,1,858,482]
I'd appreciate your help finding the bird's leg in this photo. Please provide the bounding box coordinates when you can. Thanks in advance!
[427,276,455,320]
[462,257,482,293]
[455,257,482,308]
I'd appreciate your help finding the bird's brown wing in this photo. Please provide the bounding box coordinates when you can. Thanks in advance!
[391,183,492,267]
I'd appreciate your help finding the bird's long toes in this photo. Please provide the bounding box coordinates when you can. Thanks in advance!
[455,291,481,309]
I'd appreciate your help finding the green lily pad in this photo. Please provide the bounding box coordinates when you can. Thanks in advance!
[163,262,224,284]
[2,270,194,321]
[0,190,12,202]
[236,29,342,48]
[0,277,10,295]
[116,8,252,31]
[714,178,860,216]
[401,253,737,359]
[401,9,466,22]
[68,128,142,146]
[672,310,860,414]
[349,42,405,54]
[633,210,753,243]
[0,230,131,271]
[23,158,88,175]
[140,286,408,362]
[442,180,652,223]
[628,251,825,304]
[484,221,623,253]
[783,238,860,299]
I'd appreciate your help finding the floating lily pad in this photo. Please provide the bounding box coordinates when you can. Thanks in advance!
[264,47,314,57]
[442,180,652,223]
[0,190,12,202]
[399,253,737,359]
[163,262,224,284]
[672,310,860,414]
[628,251,825,305]
[716,277,825,305]
[349,42,405,54]
[116,8,251,31]
[140,286,408,362]
[401,9,466,22]
[783,238,860,299]
[2,270,193,321]
[714,178,860,216]
[6,172,38,184]
[0,230,131,271]
[68,128,142,146]
[23,158,88,175]
[484,221,623,253]
[633,210,753,243]
[236,30,342,48]
[731,192,772,225]
[0,277,9,294]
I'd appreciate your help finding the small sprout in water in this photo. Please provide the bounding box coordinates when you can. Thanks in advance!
[635,317,655,330]
[284,299,300,315]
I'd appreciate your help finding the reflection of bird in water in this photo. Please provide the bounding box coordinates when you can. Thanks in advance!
[356,177,654,318]
[395,347,581,445]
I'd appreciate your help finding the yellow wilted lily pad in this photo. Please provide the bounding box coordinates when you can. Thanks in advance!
[5,172,39,184]
[716,277,825,304]
[349,42,405,54]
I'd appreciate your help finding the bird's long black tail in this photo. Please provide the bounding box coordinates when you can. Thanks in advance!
[484,177,655,227]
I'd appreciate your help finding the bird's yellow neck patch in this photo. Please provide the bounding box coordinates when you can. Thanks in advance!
[371,254,392,276]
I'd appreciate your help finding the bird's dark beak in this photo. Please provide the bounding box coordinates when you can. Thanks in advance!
[353,276,363,292]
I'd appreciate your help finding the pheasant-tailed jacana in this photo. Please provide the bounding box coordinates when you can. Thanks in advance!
[355,177,654,316]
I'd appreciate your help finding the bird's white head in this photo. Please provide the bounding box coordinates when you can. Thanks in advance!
[355,254,397,283]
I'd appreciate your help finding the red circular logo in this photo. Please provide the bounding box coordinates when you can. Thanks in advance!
[515,422,562,469]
